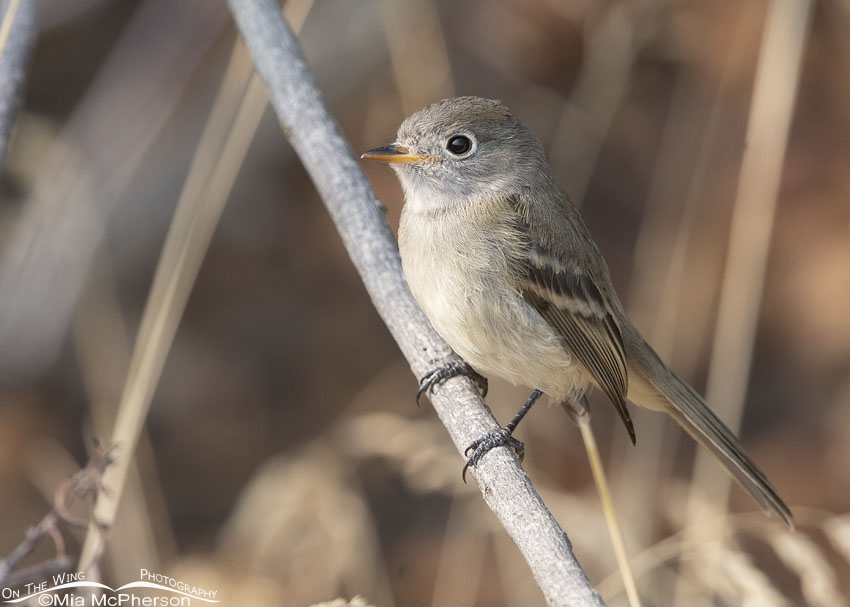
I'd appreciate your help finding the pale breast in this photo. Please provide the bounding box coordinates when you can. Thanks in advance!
[398,202,588,400]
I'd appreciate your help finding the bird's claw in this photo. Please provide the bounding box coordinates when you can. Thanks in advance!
[417,361,488,406]
[461,428,525,482]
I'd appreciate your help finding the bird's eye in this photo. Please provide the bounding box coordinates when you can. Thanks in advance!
[446,135,472,155]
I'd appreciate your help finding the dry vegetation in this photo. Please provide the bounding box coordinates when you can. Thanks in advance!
[1,0,849,605]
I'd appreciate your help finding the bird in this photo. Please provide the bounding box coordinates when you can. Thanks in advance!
[362,96,792,527]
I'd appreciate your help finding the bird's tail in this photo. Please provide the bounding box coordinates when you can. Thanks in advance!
[626,331,794,528]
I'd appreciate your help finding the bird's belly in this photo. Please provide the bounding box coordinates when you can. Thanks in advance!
[400,217,587,400]
[438,288,586,399]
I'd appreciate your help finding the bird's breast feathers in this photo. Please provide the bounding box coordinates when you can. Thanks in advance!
[398,201,588,399]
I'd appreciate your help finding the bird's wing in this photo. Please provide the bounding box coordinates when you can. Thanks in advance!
[508,194,635,443]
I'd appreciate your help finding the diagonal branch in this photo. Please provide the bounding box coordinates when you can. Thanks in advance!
[0,0,36,165]
[226,1,604,605]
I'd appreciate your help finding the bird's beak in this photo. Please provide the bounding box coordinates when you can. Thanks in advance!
[361,145,438,164]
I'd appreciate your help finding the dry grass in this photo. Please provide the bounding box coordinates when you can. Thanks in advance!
[1,0,848,605]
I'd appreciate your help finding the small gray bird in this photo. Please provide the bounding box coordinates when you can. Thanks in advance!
[362,96,792,527]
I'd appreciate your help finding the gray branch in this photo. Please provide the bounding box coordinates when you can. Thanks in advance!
[0,0,36,164]
[227,1,604,605]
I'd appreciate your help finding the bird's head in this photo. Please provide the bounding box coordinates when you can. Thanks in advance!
[362,96,552,213]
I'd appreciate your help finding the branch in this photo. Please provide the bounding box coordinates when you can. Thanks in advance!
[226,2,604,605]
[0,0,36,164]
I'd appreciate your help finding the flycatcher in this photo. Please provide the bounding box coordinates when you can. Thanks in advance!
[362,96,792,527]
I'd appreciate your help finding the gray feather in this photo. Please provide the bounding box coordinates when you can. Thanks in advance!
[516,233,634,443]
[375,95,793,528]
[625,328,794,527]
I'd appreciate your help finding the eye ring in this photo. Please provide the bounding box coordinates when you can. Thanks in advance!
[446,135,473,156]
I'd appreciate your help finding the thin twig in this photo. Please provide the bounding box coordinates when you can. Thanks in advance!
[227,1,604,605]
[617,2,762,547]
[77,0,318,572]
[575,414,641,607]
[78,43,262,570]
[685,0,813,528]
[0,445,113,587]
[0,0,35,164]
[676,5,813,601]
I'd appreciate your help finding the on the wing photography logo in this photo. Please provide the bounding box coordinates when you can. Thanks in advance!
[1,569,219,606]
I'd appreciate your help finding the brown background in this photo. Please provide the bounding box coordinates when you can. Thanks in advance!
[1,0,848,605]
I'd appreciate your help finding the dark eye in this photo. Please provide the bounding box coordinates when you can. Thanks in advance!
[446,135,472,155]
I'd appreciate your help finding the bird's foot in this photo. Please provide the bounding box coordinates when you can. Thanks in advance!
[462,428,524,482]
[460,389,542,481]
[417,361,488,406]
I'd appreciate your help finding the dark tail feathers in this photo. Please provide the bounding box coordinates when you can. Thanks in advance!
[629,335,793,528]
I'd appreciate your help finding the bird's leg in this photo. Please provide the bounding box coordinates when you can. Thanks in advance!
[417,360,488,406]
[462,389,543,481]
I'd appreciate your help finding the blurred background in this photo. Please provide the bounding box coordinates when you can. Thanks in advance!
[0,0,848,605]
